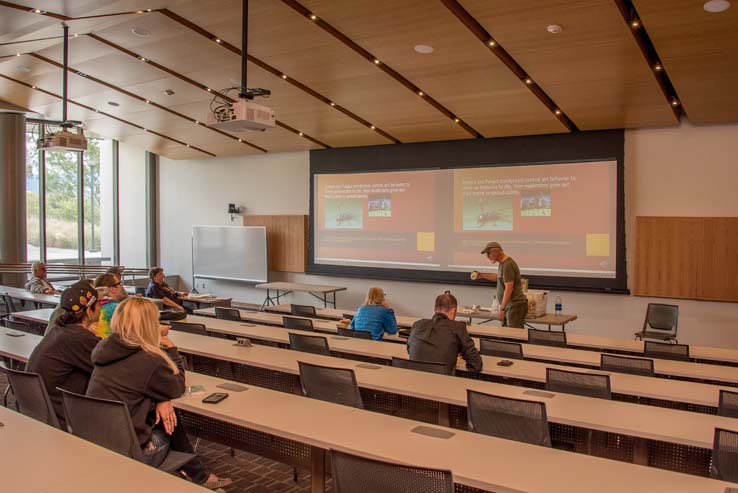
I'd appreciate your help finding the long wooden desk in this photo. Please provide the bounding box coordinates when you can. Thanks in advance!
[191,309,738,388]
[0,325,732,479]
[255,282,347,309]
[0,405,208,493]
[178,372,733,493]
[2,285,60,307]
[216,303,738,367]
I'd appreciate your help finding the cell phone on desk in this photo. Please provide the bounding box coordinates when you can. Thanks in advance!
[497,360,514,367]
[202,392,229,404]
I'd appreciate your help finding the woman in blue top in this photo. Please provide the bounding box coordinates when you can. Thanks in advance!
[349,287,398,341]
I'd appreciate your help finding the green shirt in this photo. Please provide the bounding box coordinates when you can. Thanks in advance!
[496,257,527,308]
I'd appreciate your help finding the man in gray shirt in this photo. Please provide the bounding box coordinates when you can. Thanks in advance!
[406,293,482,375]
[24,261,60,294]
[472,242,528,328]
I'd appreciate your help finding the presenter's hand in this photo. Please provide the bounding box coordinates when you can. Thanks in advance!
[497,309,505,322]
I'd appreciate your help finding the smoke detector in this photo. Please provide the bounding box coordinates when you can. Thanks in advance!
[547,24,563,34]
[704,0,731,13]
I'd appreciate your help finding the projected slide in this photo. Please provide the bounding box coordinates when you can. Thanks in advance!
[313,160,617,278]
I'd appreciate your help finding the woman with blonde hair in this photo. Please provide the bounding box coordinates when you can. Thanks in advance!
[348,287,398,341]
[86,297,230,490]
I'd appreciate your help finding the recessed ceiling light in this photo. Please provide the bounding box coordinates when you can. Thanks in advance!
[330,102,336,106]
[414,44,434,54]
[164,89,175,96]
[131,27,151,37]
[373,59,380,64]
[547,24,562,34]
[309,14,318,21]
[704,0,731,12]
[298,132,304,136]
[107,101,120,107]
[454,118,460,123]
[16,65,31,73]
[370,125,375,130]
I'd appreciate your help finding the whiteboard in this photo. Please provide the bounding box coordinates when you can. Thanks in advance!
[192,226,268,283]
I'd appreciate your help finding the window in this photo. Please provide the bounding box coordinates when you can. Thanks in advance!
[83,137,115,265]
[26,123,41,261]
[44,145,80,264]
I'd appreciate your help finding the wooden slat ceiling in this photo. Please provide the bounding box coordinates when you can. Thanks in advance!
[633,0,738,124]
[0,0,735,160]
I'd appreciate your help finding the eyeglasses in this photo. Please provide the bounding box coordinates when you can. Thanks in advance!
[112,282,122,288]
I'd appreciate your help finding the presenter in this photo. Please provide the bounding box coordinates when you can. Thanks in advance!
[471,242,528,328]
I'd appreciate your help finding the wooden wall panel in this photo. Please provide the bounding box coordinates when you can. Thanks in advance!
[243,215,308,273]
[635,217,738,302]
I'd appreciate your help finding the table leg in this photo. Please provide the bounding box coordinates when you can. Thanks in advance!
[310,446,326,493]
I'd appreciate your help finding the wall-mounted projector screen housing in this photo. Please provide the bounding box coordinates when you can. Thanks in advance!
[193,226,268,283]
[309,130,627,293]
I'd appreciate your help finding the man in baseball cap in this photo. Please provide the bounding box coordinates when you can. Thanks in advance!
[471,242,528,328]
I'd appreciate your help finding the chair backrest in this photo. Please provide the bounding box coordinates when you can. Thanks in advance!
[546,368,612,400]
[2,294,17,313]
[2,365,60,428]
[289,332,330,356]
[527,329,567,348]
[214,306,241,321]
[719,390,738,419]
[644,341,690,361]
[290,304,316,317]
[479,339,524,360]
[134,286,146,296]
[337,327,372,339]
[711,427,738,482]
[169,321,208,336]
[466,389,551,447]
[644,303,679,333]
[59,388,143,461]
[3,319,30,332]
[600,353,655,377]
[342,313,354,321]
[391,357,447,375]
[283,316,314,332]
[330,448,454,493]
[298,361,364,409]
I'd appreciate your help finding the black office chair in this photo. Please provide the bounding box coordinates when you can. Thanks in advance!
[330,448,453,493]
[718,390,738,419]
[59,389,196,473]
[467,389,551,447]
[528,328,567,348]
[288,332,331,356]
[169,322,208,336]
[600,353,655,377]
[644,341,690,361]
[391,357,447,375]
[342,313,354,321]
[337,327,372,340]
[2,319,31,332]
[2,294,18,314]
[634,303,679,343]
[479,339,524,360]
[711,427,738,482]
[297,361,364,409]
[283,316,314,332]
[1,365,60,428]
[290,304,317,317]
[546,368,612,400]
[215,306,241,322]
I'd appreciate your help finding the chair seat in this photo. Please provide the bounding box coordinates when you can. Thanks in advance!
[158,450,197,473]
[635,330,676,341]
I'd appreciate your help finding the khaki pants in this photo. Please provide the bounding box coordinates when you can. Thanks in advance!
[503,302,528,328]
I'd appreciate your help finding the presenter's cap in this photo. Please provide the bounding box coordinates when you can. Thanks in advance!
[481,242,503,254]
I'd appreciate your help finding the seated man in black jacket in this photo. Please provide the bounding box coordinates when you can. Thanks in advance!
[406,292,483,375]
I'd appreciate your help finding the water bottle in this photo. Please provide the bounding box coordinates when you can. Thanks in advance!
[555,296,562,316]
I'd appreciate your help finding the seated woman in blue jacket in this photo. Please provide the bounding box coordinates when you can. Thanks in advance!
[349,287,398,341]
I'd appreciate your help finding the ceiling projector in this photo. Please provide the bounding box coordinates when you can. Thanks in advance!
[38,130,88,151]
[207,99,276,132]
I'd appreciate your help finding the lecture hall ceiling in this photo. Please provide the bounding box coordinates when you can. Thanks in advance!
[0,0,735,159]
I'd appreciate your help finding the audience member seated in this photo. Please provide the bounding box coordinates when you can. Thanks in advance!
[106,265,125,278]
[340,287,398,341]
[24,260,60,294]
[86,297,230,490]
[25,280,101,428]
[93,273,128,338]
[406,292,483,375]
[145,267,186,312]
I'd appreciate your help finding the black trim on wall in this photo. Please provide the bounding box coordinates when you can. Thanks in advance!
[309,130,628,294]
